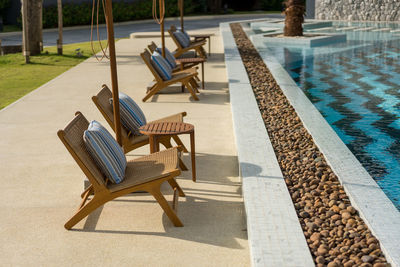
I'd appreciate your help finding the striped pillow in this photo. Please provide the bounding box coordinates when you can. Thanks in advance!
[173,30,190,48]
[110,92,147,136]
[151,51,172,80]
[84,120,126,184]
[181,30,191,44]
[156,45,177,69]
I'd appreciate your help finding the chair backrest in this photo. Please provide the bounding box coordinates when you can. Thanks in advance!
[148,41,157,53]
[57,112,107,192]
[168,25,184,50]
[140,49,163,83]
[92,85,130,142]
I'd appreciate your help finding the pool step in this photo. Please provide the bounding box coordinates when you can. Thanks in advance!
[372,28,391,32]
[336,26,358,31]
[353,27,376,31]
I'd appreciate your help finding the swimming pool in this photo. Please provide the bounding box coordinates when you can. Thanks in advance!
[250,21,400,210]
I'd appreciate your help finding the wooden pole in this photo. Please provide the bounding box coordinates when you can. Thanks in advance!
[161,21,165,58]
[21,0,30,63]
[57,0,63,55]
[105,0,122,145]
[179,0,184,31]
[160,0,165,58]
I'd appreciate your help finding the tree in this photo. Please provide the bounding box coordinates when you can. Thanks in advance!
[283,0,305,36]
[207,0,222,13]
[21,0,43,56]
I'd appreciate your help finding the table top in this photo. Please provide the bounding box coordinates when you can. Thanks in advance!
[192,33,213,38]
[139,122,194,136]
[175,57,206,64]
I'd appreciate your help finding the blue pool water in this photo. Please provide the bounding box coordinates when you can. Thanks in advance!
[254,21,400,210]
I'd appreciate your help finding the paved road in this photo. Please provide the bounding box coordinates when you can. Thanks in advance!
[0,13,282,46]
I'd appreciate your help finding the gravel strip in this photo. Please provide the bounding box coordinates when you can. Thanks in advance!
[230,23,389,267]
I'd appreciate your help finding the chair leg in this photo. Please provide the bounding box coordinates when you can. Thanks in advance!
[64,196,106,230]
[172,135,189,153]
[201,62,205,89]
[160,137,173,149]
[168,178,185,197]
[184,81,199,101]
[143,85,163,102]
[150,188,183,227]
[81,185,93,198]
[146,83,157,93]
[190,78,200,93]
[178,158,189,171]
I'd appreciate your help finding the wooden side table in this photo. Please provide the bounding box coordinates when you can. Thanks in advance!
[175,57,206,89]
[139,122,196,182]
[192,34,213,55]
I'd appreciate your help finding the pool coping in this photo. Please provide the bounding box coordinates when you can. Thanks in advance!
[220,21,314,267]
[246,22,400,266]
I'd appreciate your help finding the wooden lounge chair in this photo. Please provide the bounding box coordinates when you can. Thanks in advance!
[58,112,185,229]
[148,41,198,71]
[168,25,207,59]
[148,42,204,88]
[92,84,189,157]
[140,49,199,102]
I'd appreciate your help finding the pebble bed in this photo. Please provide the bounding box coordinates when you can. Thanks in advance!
[230,23,389,267]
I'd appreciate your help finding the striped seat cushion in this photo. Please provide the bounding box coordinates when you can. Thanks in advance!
[84,120,127,184]
[109,92,147,136]
[156,45,177,69]
[151,51,172,80]
[173,30,190,48]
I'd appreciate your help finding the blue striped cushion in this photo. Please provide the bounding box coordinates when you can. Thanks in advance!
[110,92,147,136]
[156,45,177,69]
[151,51,172,80]
[173,30,190,48]
[181,30,191,44]
[84,120,126,184]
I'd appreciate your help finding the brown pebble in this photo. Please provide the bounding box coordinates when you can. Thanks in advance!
[367,237,377,245]
[342,212,352,220]
[316,256,325,264]
[347,206,356,214]
[320,230,329,237]
[343,260,355,267]
[347,218,356,225]
[300,211,310,218]
[331,205,340,213]
[327,262,339,267]
[310,232,320,242]
[318,244,328,255]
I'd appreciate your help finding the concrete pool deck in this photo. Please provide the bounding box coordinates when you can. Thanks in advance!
[0,29,250,266]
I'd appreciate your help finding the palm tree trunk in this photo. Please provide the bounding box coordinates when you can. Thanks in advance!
[283,0,305,37]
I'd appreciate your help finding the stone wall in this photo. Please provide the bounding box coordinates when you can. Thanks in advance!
[316,0,400,21]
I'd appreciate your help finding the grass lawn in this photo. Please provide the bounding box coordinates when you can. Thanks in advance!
[0,40,110,109]
[2,25,21,32]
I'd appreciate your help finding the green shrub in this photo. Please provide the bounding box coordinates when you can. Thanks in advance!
[0,0,10,15]
[260,0,284,11]
[43,0,201,29]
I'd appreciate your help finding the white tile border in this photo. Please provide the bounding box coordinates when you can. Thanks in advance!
[251,31,400,266]
[220,22,314,267]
